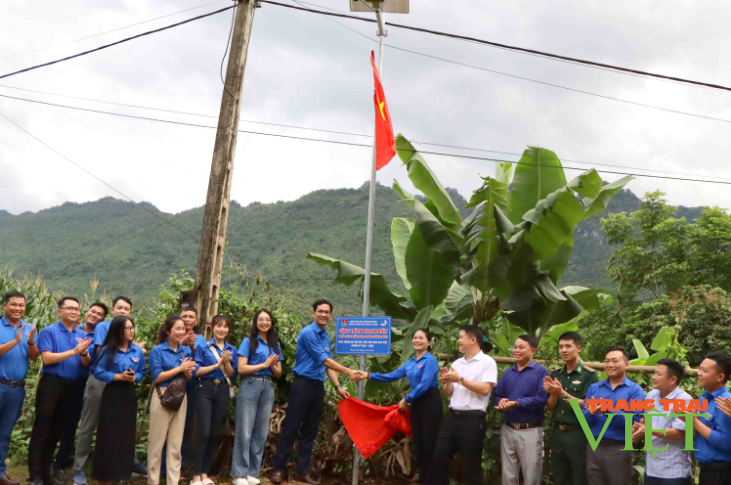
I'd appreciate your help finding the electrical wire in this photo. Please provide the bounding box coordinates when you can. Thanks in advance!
[2,0,730,130]
[0,5,236,81]
[2,92,730,186]
[0,0,229,63]
[272,1,731,125]
[220,1,239,99]
[261,0,731,93]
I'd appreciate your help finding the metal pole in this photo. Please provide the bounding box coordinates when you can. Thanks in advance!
[353,5,385,485]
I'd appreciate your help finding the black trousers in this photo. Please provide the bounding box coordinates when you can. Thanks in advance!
[193,380,231,475]
[91,381,137,482]
[273,375,325,475]
[426,409,487,485]
[644,474,693,485]
[699,462,731,485]
[410,388,443,483]
[53,378,87,470]
[28,374,78,483]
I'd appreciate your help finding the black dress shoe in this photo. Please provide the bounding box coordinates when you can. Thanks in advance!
[53,468,67,482]
[270,471,285,484]
[0,475,20,485]
[292,473,320,485]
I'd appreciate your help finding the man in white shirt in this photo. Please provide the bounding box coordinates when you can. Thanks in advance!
[631,359,693,485]
[426,325,498,485]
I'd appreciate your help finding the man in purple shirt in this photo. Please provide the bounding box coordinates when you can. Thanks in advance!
[493,334,549,485]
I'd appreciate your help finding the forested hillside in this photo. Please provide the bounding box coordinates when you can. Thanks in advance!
[0,183,702,317]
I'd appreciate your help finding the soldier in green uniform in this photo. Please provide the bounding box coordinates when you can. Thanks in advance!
[543,331,598,485]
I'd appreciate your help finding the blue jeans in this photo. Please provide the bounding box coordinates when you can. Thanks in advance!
[232,377,274,478]
[0,384,25,478]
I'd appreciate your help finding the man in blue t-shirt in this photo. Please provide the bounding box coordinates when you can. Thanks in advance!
[51,302,108,481]
[271,299,362,485]
[0,291,40,485]
[28,297,91,485]
[687,351,731,485]
[582,347,646,485]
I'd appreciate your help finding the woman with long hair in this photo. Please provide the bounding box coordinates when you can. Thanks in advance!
[231,309,283,485]
[147,315,197,485]
[91,315,146,482]
[190,314,237,485]
[362,328,442,485]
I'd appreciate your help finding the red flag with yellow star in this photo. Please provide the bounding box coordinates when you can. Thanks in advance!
[371,51,396,170]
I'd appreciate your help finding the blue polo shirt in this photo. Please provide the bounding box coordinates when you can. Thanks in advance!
[239,336,284,377]
[582,376,646,441]
[149,339,187,386]
[0,316,33,382]
[694,387,731,464]
[493,360,550,423]
[292,322,331,381]
[95,344,147,384]
[37,321,89,381]
[93,320,111,348]
[370,352,439,403]
[193,339,238,381]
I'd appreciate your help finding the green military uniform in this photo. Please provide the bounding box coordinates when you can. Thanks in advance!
[549,361,598,485]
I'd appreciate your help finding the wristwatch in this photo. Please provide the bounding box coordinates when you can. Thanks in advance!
[562,391,569,399]
[459,377,464,385]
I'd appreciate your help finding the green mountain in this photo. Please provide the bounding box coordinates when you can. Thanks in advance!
[0,184,702,317]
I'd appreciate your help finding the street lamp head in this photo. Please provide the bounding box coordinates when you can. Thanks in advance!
[349,0,409,14]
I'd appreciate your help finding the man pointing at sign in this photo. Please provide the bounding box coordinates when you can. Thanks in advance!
[271,299,364,485]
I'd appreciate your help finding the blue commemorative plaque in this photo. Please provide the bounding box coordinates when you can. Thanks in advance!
[334,316,392,355]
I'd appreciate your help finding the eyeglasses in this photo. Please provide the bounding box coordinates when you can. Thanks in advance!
[61,307,81,312]
[124,326,135,331]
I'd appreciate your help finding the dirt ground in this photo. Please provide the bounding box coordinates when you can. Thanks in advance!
[3,465,407,485]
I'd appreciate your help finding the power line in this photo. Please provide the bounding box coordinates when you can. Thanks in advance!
[0,5,236,81]
[2,1,730,131]
[0,0,228,63]
[261,0,731,94]
[280,1,731,128]
[2,92,731,186]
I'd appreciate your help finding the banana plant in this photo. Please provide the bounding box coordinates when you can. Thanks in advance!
[307,134,632,350]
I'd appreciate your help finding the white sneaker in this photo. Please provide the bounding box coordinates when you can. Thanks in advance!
[247,477,260,485]
[232,478,249,485]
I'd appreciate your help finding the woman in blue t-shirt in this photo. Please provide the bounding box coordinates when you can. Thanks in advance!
[231,309,283,485]
[147,315,197,485]
[362,328,442,485]
[91,315,146,482]
[190,314,237,485]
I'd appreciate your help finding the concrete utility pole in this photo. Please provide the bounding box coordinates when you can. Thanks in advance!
[192,0,257,336]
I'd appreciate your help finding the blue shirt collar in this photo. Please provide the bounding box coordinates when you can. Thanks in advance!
[1,316,25,327]
[309,321,327,335]
[702,387,728,399]
[599,376,631,389]
[512,360,536,372]
[207,338,231,349]
[412,352,431,363]
[161,338,184,354]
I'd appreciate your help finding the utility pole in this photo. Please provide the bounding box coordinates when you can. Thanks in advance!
[353,4,385,484]
[191,0,257,336]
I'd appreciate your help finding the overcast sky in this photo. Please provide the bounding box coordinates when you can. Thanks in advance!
[1,0,730,217]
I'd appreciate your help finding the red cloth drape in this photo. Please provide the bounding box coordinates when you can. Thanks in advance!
[338,397,412,460]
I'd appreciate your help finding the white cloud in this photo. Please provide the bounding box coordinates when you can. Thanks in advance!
[1,0,730,216]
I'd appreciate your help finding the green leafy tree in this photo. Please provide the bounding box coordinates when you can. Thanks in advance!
[309,136,630,364]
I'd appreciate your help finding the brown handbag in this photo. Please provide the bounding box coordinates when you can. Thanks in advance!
[155,349,187,411]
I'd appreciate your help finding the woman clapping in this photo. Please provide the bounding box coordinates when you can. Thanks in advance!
[148,316,197,485]
[232,309,283,485]
[191,314,237,485]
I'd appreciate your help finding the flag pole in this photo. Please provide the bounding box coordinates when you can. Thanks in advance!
[353,4,385,485]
